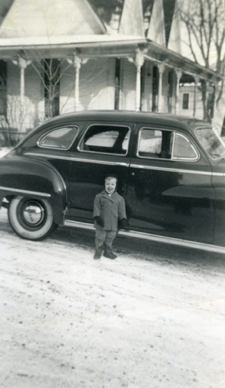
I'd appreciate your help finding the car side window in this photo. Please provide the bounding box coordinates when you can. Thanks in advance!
[38,126,79,150]
[138,128,198,161]
[172,133,198,160]
[79,124,130,155]
[138,128,173,159]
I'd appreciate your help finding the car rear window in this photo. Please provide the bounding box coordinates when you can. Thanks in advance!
[172,133,198,160]
[38,126,79,150]
[195,127,225,159]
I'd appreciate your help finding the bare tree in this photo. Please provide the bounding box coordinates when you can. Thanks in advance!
[26,53,72,119]
[0,102,29,147]
[176,0,225,121]
[0,68,30,147]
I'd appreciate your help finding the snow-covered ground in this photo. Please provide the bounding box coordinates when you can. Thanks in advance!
[0,208,225,388]
[0,147,12,158]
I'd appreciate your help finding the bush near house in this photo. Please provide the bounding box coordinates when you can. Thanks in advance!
[0,128,26,147]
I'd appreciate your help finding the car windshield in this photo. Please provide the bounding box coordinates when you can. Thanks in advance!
[195,127,225,159]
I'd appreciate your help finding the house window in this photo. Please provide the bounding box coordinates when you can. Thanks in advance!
[44,59,60,118]
[182,93,189,109]
[0,60,7,116]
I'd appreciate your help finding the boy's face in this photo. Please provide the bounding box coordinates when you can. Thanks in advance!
[105,177,117,194]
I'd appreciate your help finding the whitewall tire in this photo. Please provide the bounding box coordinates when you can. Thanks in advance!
[8,196,57,241]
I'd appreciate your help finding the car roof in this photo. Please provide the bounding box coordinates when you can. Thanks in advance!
[41,110,209,130]
[21,111,210,146]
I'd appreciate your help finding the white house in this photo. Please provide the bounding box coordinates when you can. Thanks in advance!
[0,0,223,137]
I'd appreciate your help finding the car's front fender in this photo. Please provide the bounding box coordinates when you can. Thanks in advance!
[0,156,68,225]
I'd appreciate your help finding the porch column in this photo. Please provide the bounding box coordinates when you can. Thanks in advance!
[13,56,31,110]
[193,76,199,117]
[175,69,182,114]
[74,55,81,111]
[67,54,88,111]
[135,49,144,111]
[157,63,165,112]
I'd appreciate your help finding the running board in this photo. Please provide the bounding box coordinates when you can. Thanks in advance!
[64,219,225,254]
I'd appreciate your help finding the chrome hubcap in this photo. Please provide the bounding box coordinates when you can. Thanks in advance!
[22,202,45,226]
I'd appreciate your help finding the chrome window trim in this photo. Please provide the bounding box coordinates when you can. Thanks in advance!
[137,126,200,162]
[77,123,131,157]
[37,125,79,151]
[70,157,129,167]
[0,186,51,197]
[25,152,222,175]
[25,152,130,167]
[130,163,220,176]
[25,152,71,161]
[171,132,199,162]
[210,172,225,176]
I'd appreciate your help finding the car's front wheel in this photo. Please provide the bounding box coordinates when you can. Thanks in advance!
[8,196,57,240]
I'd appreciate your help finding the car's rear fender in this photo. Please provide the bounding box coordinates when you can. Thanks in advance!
[0,156,68,225]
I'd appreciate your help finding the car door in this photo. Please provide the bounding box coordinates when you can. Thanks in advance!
[23,122,81,189]
[66,121,133,223]
[126,124,215,244]
[194,125,225,247]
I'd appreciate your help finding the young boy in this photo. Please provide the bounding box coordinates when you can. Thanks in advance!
[93,174,127,260]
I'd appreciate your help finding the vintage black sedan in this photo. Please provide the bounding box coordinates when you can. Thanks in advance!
[0,111,225,253]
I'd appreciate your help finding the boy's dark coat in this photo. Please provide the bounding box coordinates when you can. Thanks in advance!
[93,191,126,231]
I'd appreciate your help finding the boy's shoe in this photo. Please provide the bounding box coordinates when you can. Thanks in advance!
[104,246,117,260]
[93,246,103,260]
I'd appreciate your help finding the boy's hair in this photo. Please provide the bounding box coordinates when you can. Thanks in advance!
[105,174,118,182]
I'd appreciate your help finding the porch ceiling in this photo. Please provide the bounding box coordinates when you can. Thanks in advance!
[0,34,222,82]
[146,42,223,82]
[0,35,149,59]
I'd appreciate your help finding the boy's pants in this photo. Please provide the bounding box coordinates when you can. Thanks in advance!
[95,229,117,249]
